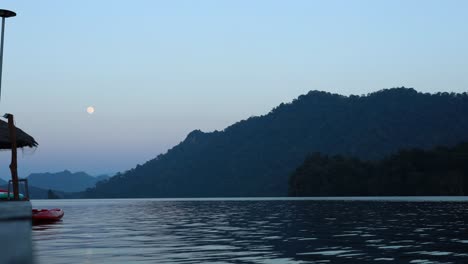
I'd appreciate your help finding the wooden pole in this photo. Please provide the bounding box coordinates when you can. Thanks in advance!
[6,114,19,200]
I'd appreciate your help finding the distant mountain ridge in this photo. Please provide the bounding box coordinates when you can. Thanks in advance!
[28,170,110,193]
[0,183,67,199]
[84,88,468,198]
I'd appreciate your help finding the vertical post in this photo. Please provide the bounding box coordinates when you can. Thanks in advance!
[0,9,16,100]
[0,17,5,100]
[7,114,19,200]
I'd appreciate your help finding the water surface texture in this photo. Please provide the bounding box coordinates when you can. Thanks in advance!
[32,198,468,264]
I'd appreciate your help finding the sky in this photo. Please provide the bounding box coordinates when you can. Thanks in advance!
[0,0,467,179]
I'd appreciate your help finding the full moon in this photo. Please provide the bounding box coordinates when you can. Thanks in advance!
[86,106,95,114]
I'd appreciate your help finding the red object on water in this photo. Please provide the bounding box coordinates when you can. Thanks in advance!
[32,208,64,223]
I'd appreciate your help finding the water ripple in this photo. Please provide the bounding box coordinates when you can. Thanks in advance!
[32,199,468,264]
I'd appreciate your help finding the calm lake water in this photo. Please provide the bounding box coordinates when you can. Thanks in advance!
[31,198,468,264]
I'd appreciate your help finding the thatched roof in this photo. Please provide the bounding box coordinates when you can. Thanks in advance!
[0,119,38,149]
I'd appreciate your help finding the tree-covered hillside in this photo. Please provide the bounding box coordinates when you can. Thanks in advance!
[289,142,468,196]
[84,88,468,198]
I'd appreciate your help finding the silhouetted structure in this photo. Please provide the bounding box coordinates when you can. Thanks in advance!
[0,9,16,100]
[0,117,38,149]
[0,114,37,200]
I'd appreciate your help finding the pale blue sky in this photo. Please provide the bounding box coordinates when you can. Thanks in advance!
[0,0,467,179]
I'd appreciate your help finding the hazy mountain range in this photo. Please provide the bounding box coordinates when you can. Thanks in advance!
[2,170,110,199]
[82,87,468,198]
[27,170,110,193]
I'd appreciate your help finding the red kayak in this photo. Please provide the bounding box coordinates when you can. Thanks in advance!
[32,208,64,223]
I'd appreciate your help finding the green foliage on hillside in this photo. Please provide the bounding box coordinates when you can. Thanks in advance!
[84,88,468,198]
[289,142,468,196]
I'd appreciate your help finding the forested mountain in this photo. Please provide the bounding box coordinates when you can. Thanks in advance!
[84,88,468,198]
[28,170,109,193]
[289,142,468,196]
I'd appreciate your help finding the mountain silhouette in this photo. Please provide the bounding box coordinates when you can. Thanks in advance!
[28,170,109,193]
[84,87,468,198]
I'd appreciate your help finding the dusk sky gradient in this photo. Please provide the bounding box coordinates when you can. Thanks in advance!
[0,0,467,179]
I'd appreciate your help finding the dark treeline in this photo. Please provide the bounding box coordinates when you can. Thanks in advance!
[47,190,60,199]
[84,88,468,198]
[289,142,468,196]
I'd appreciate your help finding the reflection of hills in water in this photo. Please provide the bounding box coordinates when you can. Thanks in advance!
[32,199,468,263]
